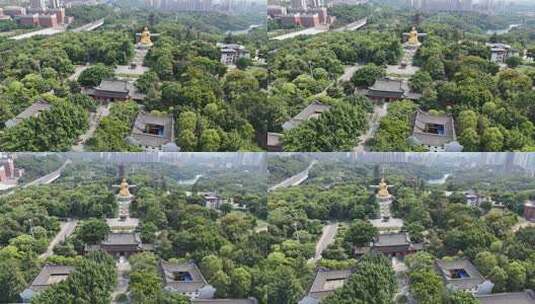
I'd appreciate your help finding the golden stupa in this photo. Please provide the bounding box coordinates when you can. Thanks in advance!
[408,26,420,45]
[377,177,391,199]
[118,178,132,198]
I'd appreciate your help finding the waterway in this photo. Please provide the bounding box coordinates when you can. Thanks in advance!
[178,174,203,185]
[427,173,451,185]
[486,23,521,35]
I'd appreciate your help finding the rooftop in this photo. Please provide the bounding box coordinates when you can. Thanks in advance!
[192,299,258,304]
[436,258,486,290]
[476,290,535,304]
[308,268,353,300]
[95,79,129,93]
[369,78,405,93]
[27,264,75,292]
[412,109,456,148]
[5,100,51,128]
[131,111,174,148]
[160,261,208,293]
[282,101,331,131]
[376,232,410,247]
[102,232,141,246]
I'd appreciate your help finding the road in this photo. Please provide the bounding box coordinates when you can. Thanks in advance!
[39,220,78,259]
[9,18,104,41]
[72,104,110,152]
[23,159,71,188]
[354,103,388,152]
[268,160,317,191]
[271,25,330,40]
[309,222,339,263]
[333,18,367,32]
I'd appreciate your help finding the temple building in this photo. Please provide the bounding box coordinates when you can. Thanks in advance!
[85,232,152,258]
[160,261,212,299]
[524,200,535,222]
[353,232,423,257]
[476,290,535,304]
[217,43,250,66]
[86,79,145,102]
[20,265,75,303]
[435,258,494,295]
[359,78,421,102]
[409,109,461,152]
[266,101,331,151]
[129,111,176,151]
[486,43,520,64]
[5,100,51,128]
[298,268,353,304]
[199,192,225,209]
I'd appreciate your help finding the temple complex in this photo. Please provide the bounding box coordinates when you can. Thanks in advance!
[370,175,404,233]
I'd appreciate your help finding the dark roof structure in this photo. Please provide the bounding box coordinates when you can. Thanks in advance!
[282,101,331,130]
[436,258,486,291]
[476,290,535,304]
[26,265,75,292]
[192,299,258,304]
[160,261,209,293]
[411,109,457,148]
[354,232,423,256]
[131,111,175,149]
[87,79,146,101]
[5,100,51,128]
[307,268,353,300]
[360,78,422,100]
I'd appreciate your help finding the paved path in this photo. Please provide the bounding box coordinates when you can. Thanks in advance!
[68,65,91,81]
[310,222,339,263]
[354,103,388,152]
[39,220,78,259]
[72,104,110,152]
[271,25,330,40]
[269,160,317,192]
[339,64,362,82]
[111,257,131,304]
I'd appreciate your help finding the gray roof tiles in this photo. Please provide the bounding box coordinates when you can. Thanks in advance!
[5,100,51,128]
[282,101,331,131]
[160,261,208,293]
[308,268,353,300]
[477,290,535,304]
[412,109,456,147]
[436,258,485,291]
[131,111,175,148]
[28,264,75,292]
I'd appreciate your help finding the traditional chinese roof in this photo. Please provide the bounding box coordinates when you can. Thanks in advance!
[102,232,141,246]
[193,299,258,304]
[307,268,353,300]
[412,109,456,148]
[476,290,535,304]
[436,258,486,291]
[282,101,331,130]
[160,261,208,293]
[5,100,51,128]
[131,111,174,148]
[26,264,75,292]
[374,232,410,247]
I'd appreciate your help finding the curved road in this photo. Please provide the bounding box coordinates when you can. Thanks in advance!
[269,160,317,192]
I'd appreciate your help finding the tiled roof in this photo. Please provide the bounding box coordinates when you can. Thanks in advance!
[131,111,174,148]
[476,290,535,304]
[412,109,456,147]
[5,100,51,128]
[436,258,485,290]
[282,101,331,130]
[374,232,410,247]
[160,261,208,293]
[308,268,353,300]
[102,232,141,245]
[28,264,75,292]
